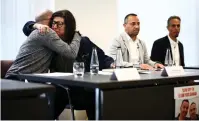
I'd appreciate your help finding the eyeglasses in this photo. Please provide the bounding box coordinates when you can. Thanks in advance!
[52,21,64,28]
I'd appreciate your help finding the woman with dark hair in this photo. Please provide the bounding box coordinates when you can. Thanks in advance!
[6,9,81,120]
[49,10,77,44]
[49,10,97,119]
[23,9,114,72]
[22,9,114,120]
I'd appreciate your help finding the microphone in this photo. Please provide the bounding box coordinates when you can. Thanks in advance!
[137,43,139,49]
[174,45,176,49]
[136,43,141,64]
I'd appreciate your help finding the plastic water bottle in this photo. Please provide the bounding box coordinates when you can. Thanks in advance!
[115,47,123,68]
[164,48,173,66]
[90,47,99,74]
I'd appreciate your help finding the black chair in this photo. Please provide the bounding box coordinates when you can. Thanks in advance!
[57,84,87,120]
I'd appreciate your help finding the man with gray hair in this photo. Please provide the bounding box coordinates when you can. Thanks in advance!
[151,16,185,66]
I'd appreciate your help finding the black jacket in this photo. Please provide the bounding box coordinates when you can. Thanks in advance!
[151,36,185,66]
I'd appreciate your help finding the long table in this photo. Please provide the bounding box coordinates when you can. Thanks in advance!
[16,69,199,120]
[1,79,55,120]
[184,66,199,69]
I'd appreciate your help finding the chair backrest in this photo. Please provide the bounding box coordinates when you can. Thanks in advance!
[1,60,14,78]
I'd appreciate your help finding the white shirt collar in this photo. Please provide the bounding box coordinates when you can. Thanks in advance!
[167,35,180,66]
[125,32,139,42]
[168,35,179,45]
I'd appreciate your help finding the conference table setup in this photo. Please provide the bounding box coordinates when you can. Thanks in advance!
[14,66,199,120]
[2,0,199,120]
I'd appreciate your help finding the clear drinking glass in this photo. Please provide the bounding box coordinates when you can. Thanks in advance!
[132,59,141,69]
[73,62,85,77]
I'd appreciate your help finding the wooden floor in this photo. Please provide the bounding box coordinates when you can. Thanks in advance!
[59,109,87,120]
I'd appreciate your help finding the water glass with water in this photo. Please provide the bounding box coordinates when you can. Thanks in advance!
[132,59,141,69]
[73,62,85,77]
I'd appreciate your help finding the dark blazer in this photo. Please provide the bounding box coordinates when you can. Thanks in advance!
[76,37,113,71]
[22,21,114,72]
[22,21,35,36]
[150,36,185,66]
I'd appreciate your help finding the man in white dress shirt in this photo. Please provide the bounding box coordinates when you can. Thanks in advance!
[151,16,185,66]
[109,13,163,70]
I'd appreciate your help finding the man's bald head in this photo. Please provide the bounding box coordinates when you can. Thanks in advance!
[35,9,53,25]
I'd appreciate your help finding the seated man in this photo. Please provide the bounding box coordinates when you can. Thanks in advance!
[151,16,185,66]
[5,9,81,119]
[109,13,163,69]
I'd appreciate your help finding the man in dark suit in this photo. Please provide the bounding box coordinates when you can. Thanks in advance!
[151,16,185,66]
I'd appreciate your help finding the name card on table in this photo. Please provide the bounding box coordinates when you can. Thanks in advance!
[110,68,140,81]
[161,66,185,77]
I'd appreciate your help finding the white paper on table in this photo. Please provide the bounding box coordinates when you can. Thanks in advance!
[138,70,151,74]
[98,71,113,75]
[34,72,73,77]
[102,69,114,72]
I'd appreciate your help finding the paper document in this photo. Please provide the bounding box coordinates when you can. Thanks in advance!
[34,72,73,77]
[98,71,112,75]
[138,70,151,74]
[102,69,114,72]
